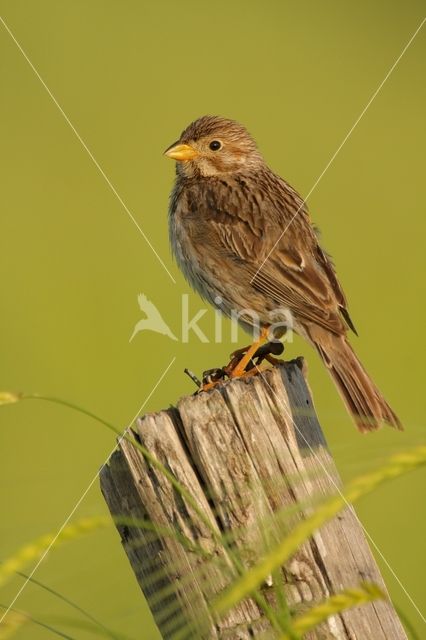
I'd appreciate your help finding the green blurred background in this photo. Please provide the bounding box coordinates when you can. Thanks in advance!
[0,1,425,638]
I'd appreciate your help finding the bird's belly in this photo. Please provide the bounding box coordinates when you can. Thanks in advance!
[170,215,224,308]
[170,216,294,335]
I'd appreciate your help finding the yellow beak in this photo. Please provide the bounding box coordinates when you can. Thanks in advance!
[164,143,199,161]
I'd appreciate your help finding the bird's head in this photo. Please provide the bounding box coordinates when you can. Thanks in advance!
[164,115,263,178]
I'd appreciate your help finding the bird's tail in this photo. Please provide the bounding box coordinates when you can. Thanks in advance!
[311,330,402,432]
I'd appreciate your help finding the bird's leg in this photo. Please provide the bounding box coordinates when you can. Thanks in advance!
[246,340,284,371]
[229,326,270,378]
[197,333,284,393]
[229,344,252,359]
[226,340,284,375]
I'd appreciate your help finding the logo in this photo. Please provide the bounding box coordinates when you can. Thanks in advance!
[129,293,294,344]
[129,294,178,343]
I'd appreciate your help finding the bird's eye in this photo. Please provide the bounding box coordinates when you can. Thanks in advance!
[209,140,222,151]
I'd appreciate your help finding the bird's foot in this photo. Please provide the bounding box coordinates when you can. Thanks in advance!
[228,327,270,378]
[227,340,284,377]
[199,340,284,392]
[184,367,226,392]
[200,363,262,392]
[185,337,285,393]
[201,367,227,391]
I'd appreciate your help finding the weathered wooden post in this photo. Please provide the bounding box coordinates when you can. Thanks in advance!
[100,360,407,639]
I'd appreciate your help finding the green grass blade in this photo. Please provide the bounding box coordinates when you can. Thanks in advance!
[0,604,75,639]
[0,611,27,639]
[0,392,21,406]
[0,517,109,589]
[289,582,385,637]
[4,393,285,632]
[7,568,127,640]
[28,615,135,639]
[393,604,421,640]
[18,394,223,546]
[213,445,426,616]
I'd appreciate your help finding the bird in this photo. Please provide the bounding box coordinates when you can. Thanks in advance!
[129,293,177,343]
[164,115,402,432]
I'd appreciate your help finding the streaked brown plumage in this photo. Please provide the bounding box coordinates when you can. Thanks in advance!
[165,115,402,432]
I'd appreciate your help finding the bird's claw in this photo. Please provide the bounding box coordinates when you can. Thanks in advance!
[202,367,227,385]
[228,340,285,372]
[184,341,285,394]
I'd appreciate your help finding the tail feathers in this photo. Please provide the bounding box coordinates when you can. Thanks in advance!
[314,334,402,433]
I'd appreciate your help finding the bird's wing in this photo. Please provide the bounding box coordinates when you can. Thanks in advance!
[185,173,355,335]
